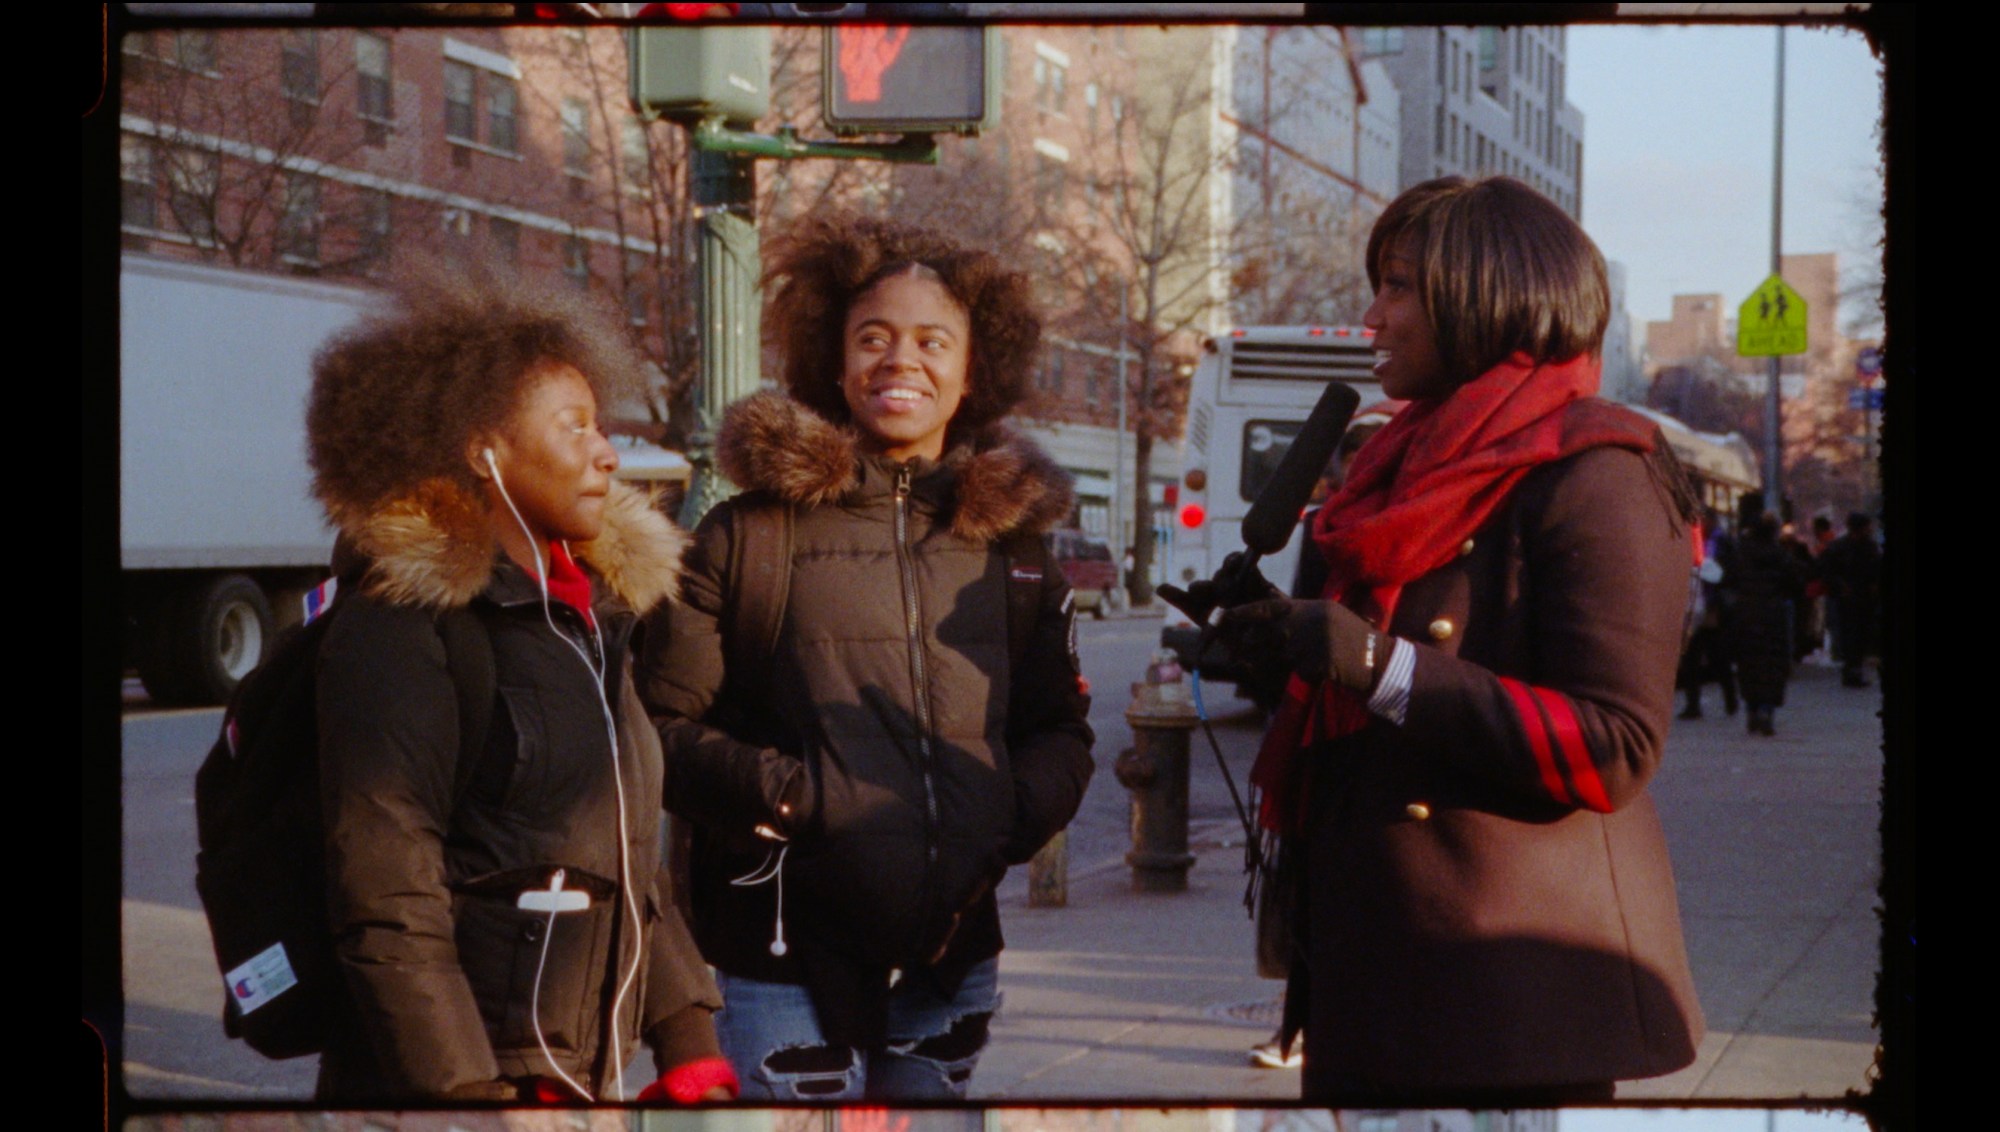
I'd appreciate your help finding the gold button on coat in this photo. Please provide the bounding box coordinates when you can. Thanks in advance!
[1428,618,1455,641]
[1406,802,1432,821]
[1459,538,1476,556]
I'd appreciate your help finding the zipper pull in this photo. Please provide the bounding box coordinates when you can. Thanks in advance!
[895,462,912,501]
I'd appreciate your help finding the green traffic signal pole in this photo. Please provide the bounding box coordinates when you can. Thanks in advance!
[675,117,939,530]
[691,117,941,164]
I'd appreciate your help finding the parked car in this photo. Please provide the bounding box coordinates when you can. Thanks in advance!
[1049,529,1117,619]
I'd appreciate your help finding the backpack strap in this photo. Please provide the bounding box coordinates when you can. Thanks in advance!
[435,606,498,806]
[724,500,795,683]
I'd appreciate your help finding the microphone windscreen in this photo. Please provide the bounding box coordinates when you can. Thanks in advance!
[1240,382,1362,556]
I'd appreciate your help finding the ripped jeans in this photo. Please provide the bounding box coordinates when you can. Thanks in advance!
[715,958,1001,1100]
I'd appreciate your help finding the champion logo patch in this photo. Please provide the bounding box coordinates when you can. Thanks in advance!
[1010,566,1043,583]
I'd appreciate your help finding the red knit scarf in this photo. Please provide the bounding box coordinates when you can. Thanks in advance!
[1249,352,1655,832]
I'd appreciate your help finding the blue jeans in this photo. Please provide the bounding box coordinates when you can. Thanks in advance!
[715,958,1002,1100]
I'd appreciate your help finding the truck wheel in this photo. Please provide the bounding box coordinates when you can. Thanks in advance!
[138,574,273,706]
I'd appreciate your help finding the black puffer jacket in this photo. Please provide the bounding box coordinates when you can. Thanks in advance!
[314,478,722,1101]
[640,394,1094,1047]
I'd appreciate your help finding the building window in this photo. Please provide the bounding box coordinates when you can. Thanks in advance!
[281,28,318,103]
[565,233,590,288]
[621,118,651,191]
[173,30,218,73]
[166,147,218,241]
[359,188,391,265]
[625,250,650,325]
[121,136,156,231]
[356,33,393,140]
[1035,55,1067,115]
[486,76,518,154]
[444,60,476,143]
[1359,27,1403,57]
[563,98,590,177]
[1477,27,1498,72]
[1034,152,1066,215]
[1085,81,1099,132]
[489,216,520,263]
[278,173,321,263]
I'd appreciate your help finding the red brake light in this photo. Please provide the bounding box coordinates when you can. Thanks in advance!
[1180,504,1206,529]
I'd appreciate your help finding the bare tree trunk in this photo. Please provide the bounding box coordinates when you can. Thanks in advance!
[1129,420,1157,607]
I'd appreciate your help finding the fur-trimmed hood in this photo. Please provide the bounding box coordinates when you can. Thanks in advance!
[328,477,687,614]
[714,392,1075,543]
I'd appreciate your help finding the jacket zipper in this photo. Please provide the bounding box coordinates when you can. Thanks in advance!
[893,465,943,882]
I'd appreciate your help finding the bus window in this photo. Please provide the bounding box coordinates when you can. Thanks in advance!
[1242,419,1304,502]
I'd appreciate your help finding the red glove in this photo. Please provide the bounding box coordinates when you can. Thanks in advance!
[637,1056,740,1103]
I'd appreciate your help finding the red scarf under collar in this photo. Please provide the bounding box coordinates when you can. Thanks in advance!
[1250,352,1655,833]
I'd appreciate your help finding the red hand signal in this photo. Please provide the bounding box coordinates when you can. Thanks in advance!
[838,25,911,102]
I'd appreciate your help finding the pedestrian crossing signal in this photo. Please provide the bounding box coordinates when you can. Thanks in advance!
[822,24,999,136]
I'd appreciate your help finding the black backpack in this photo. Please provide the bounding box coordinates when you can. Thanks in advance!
[192,582,496,1059]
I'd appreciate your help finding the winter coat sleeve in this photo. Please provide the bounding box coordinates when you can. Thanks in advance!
[1393,446,1688,815]
[640,864,725,1073]
[998,558,1096,864]
[316,597,500,1097]
[639,500,812,836]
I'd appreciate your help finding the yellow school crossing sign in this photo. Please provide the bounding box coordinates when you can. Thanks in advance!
[1737,274,1808,357]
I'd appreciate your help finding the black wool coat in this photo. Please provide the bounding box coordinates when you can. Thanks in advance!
[1294,429,1706,1098]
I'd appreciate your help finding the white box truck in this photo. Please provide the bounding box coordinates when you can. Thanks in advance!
[120,254,377,705]
[122,253,692,705]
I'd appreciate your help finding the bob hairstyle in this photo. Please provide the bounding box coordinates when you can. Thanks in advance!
[1366,175,1609,381]
[762,213,1041,441]
[307,256,645,523]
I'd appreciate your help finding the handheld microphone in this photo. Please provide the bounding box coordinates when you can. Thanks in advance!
[1240,381,1362,557]
[1160,381,1362,626]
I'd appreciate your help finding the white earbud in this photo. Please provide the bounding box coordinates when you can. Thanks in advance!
[483,447,501,482]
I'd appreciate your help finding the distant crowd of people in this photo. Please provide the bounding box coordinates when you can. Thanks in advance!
[1678,503,1882,737]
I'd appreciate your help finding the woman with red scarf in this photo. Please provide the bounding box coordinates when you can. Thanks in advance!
[1224,177,1705,1103]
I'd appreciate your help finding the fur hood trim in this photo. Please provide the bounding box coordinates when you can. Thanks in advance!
[339,478,686,613]
[716,392,1074,543]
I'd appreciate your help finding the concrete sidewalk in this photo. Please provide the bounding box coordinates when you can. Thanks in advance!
[975,662,1883,1104]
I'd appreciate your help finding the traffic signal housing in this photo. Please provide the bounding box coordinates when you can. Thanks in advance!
[822,24,998,136]
[629,24,771,127]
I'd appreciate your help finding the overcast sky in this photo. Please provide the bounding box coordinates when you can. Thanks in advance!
[1565,23,1885,332]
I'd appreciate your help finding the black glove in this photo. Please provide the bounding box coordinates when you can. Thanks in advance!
[1158,551,1279,626]
[1219,598,1386,694]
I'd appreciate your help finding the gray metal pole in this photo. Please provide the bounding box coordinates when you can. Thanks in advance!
[679,140,763,529]
[1763,28,1786,519]
[1114,280,1132,574]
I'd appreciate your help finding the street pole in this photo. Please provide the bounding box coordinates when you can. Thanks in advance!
[679,137,762,529]
[1114,281,1132,584]
[1763,28,1786,520]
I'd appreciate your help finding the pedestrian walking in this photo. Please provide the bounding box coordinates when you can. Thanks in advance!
[639,215,1094,1100]
[1819,512,1882,688]
[302,261,731,1103]
[1217,175,1705,1103]
[1677,509,1739,720]
[1725,510,1807,735]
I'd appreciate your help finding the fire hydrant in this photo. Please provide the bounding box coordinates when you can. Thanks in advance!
[1115,650,1201,892]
